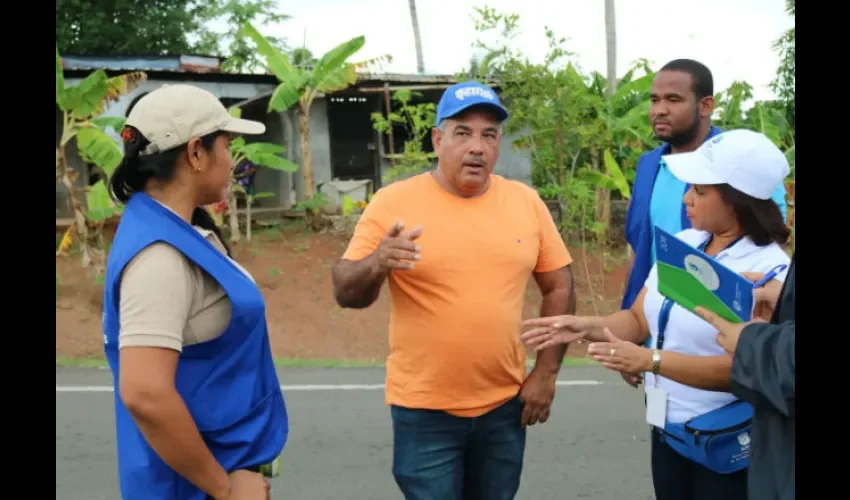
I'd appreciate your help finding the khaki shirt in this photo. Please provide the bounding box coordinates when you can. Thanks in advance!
[118,227,253,351]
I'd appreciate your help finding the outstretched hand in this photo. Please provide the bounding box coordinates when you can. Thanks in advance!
[587,328,652,375]
[520,315,591,351]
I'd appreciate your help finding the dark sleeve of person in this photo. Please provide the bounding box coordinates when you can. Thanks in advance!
[729,321,795,418]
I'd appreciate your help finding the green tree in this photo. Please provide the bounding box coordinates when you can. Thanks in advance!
[193,0,290,73]
[371,89,437,183]
[289,48,317,68]
[56,0,289,74]
[56,0,203,56]
[464,7,644,238]
[770,0,795,128]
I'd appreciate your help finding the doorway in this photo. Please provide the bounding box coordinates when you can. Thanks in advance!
[327,95,379,186]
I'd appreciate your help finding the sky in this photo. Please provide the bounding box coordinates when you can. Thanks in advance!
[267,0,793,102]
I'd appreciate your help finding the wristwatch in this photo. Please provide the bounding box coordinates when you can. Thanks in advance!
[651,349,661,374]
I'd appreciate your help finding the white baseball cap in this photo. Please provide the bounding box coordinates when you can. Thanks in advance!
[125,84,265,155]
[662,129,790,200]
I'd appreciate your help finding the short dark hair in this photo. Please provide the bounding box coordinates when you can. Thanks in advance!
[108,126,234,257]
[660,59,714,99]
[715,184,790,246]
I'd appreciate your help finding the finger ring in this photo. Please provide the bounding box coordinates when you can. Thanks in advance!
[610,348,616,357]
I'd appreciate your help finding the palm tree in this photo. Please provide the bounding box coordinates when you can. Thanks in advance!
[599,0,618,233]
[409,0,425,74]
[604,0,617,98]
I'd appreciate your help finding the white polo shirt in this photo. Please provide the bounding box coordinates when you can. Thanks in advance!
[642,228,790,423]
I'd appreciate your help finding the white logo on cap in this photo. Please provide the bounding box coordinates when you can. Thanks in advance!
[701,135,724,162]
[455,87,495,101]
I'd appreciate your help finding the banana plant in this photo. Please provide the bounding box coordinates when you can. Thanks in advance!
[578,149,632,200]
[56,47,146,268]
[223,105,298,242]
[568,61,654,235]
[242,22,390,201]
[716,80,795,179]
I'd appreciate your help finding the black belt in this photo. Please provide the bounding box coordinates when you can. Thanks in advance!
[204,466,262,500]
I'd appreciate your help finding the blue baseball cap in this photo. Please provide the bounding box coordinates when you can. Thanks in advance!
[435,80,509,126]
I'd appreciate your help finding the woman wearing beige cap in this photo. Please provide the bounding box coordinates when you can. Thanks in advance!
[102,84,288,500]
[521,129,791,500]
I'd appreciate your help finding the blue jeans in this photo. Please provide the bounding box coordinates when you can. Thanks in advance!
[390,396,526,500]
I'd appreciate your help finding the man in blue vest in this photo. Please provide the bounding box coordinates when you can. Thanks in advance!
[619,59,788,386]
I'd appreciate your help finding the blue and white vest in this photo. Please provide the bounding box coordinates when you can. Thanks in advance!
[103,192,288,499]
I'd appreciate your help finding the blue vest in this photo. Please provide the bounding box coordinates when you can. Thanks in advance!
[103,193,289,499]
[621,127,725,310]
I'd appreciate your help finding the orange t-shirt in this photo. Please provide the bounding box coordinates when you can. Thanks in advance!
[342,173,573,417]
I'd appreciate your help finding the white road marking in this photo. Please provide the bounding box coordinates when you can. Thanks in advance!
[56,380,602,393]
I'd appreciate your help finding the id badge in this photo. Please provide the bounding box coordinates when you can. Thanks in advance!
[645,386,668,429]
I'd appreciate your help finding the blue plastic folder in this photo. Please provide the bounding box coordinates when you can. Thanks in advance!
[653,227,753,323]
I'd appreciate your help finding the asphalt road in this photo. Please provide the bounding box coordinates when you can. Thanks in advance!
[57,366,656,500]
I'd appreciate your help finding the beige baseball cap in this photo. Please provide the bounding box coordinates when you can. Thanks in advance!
[125,84,266,155]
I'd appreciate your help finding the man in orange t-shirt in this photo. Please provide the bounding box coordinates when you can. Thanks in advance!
[331,80,575,500]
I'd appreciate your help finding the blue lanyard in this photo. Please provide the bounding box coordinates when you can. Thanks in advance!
[655,235,744,350]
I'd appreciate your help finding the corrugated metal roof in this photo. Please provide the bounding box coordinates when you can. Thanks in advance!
[61,55,224,73]
[59,56,467,83]
[62,55,494,89]
[356,72,461,84]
